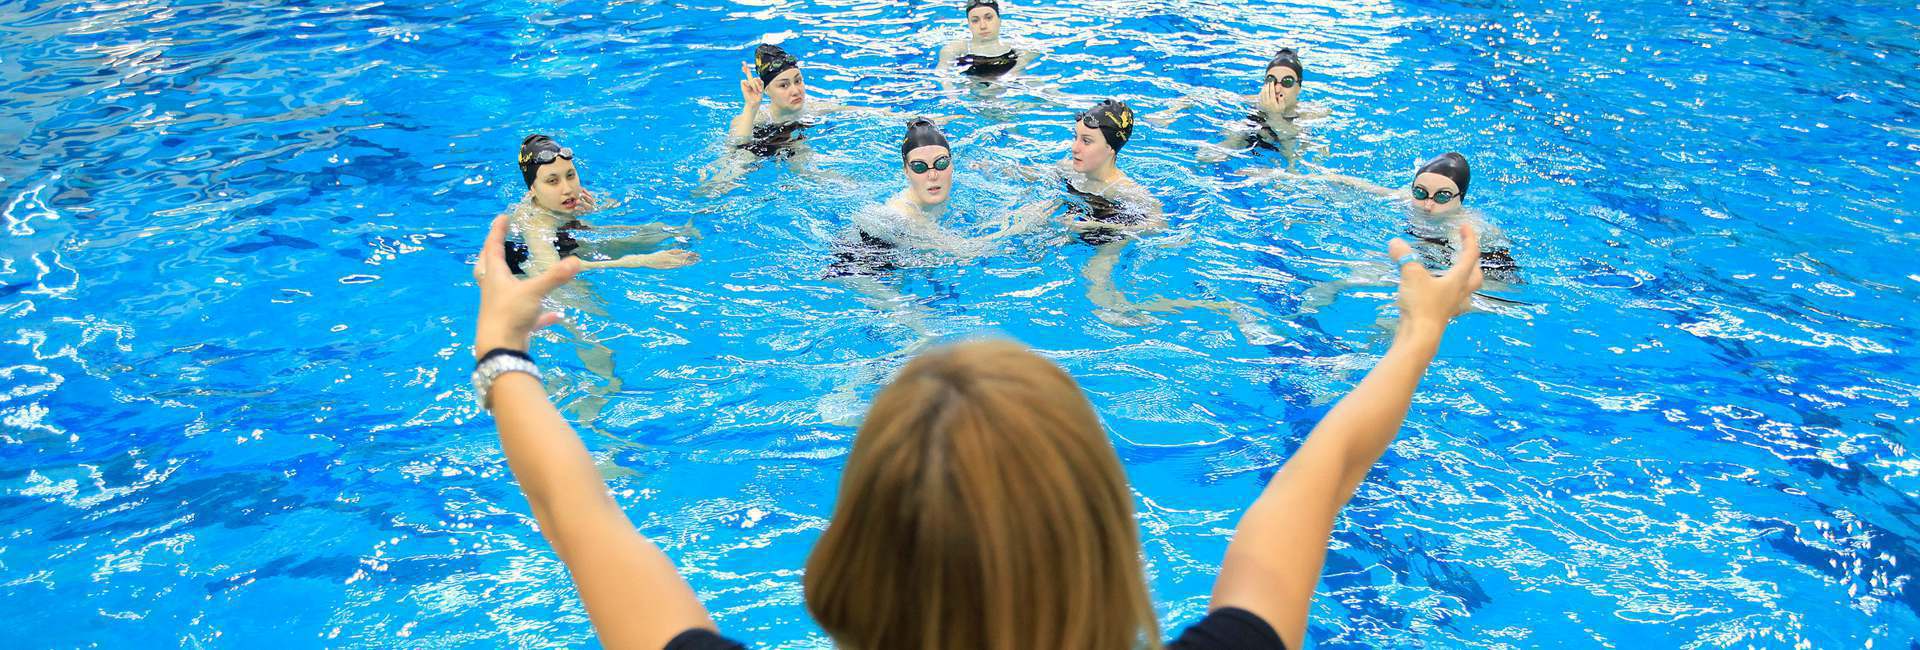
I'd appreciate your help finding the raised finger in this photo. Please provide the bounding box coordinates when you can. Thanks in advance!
[481,215,510,280]
[1446,223,1482,281]
[1388,238,1427,283]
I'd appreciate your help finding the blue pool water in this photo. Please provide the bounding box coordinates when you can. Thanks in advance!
[4,0,1919,646]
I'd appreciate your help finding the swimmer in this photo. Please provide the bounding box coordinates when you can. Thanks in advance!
[827,119,1025,327]
[702,43,955,196]
[505,134,701,429]
[1000,100,1253,327]
[936,0,1040,80]
[1145,47,1330,166]
[510,135,701,274]
[817,118,1031,423]
[1292,152,1526,312]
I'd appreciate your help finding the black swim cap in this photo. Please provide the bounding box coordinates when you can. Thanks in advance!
[1416,152,1471,197]
[901,117,950,162]
[1078,99,1136,152]
[754,43,800,86]
[966,0,1000,15]
[519,134,573,187]
[1267,48,1303,80]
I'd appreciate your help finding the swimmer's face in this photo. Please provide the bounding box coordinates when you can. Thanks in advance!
[1263,66,1301,108]
[1070,121,1115,173]
[903,145,954,206]
[968,7,1001,41]
[768,68,806,111]
[1411,172,1462,216]
[528,157,585,213]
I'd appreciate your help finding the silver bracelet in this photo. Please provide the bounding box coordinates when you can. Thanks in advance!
[472,354,542,411]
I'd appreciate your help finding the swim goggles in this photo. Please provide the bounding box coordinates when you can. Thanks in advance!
[1411,185,1458,204]
[1265,74,1298,89]
[523,147,574,165]
[908,155,952,174]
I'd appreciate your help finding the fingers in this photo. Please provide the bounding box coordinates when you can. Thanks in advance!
[527,256,582,295]
[1446,223,1481,282]
[534,311,565,331]
[741,62,751,78]
[481,215,510,280]
[1388,238,1426,283]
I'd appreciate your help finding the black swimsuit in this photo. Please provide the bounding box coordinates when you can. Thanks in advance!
[739,120,810,159]
[1412,233,1522,284]
[1242,111,1294,152]
[504,221,586,275]
[822,231,901,279]
[956,49,1020,77]
[1064,179,1145,246]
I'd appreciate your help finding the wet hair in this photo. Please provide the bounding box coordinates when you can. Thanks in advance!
[966,0,1000,16]
[1417,152,1471,197]
[518,134,572,187]
[754,43,800,86]
[1267,47,1303,80]
[804,340,1158,650]
[1077,99,1135,152]
[901,117,951,162]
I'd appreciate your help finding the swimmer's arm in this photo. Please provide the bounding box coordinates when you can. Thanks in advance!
[969,158,1056,183]
[1134,194,1168,231]
[727,109,760,143]
[1011,48,1039,73]
[488,373,717,648]
[729,64,765,142]
[1144,96,1200,127]
[994,199,1062,237]
[937,40,963,68]
[1314,172,1399,197]
[1202,131,1254,163]
[521,224,566,273]
[580,250,700,270]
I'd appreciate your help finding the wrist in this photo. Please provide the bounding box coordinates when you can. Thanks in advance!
[1392,318,1447,348]
[473,329,529,359]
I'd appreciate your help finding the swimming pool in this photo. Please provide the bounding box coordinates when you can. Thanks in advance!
[3,0,1917,646]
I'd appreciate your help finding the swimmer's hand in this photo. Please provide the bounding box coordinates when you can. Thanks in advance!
[473,215,580,357]
[1391,223,1484,334]
[739,63,765,106]
[636,249,700,270]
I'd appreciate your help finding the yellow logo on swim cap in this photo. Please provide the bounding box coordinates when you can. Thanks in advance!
[1115,106,1133,130]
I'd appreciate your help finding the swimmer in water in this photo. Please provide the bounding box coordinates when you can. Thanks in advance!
[1000,100,1258,328]
[817,118,1030,424]
[1145,47,1330,166]
[504,134,701,428]
[510,135,701,274]
[702,43,955,196]
[936,0,1040,81]
[828,119,1025,321]
[1294,152,1526,312]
